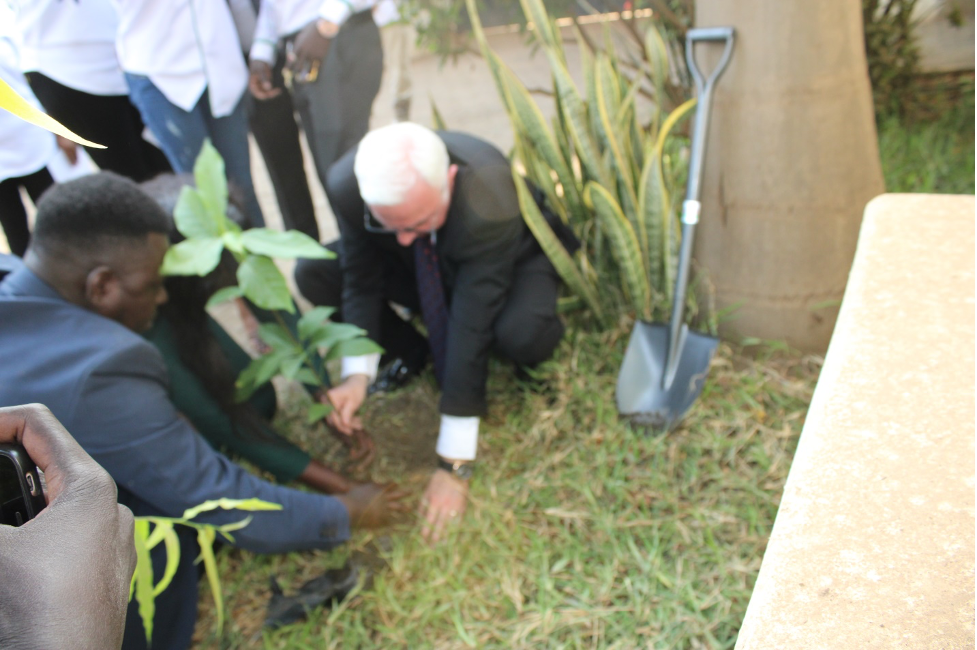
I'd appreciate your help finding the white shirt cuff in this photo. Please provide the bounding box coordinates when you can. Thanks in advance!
[249,40,276,64]
[435,415,480,461]
[341,353,380,382]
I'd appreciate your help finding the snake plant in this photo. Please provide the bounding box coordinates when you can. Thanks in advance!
[465,0,696,324]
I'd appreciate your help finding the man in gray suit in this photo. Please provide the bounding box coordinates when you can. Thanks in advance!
[0,173,405,650]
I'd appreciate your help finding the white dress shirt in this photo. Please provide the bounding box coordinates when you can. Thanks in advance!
[10,0,129,96]
[0,28,56,181]
[250,0,393,63]
[113,0,247,117]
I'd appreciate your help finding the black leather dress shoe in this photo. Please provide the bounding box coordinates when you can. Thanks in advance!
[368,357,425,395]
[264,564,360,629]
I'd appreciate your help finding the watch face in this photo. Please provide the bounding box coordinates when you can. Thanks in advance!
[454,463,474,480]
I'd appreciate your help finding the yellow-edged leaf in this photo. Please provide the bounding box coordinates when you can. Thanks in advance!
[0,77,104,148]
[513,166,605,324]
[587,182,651,318]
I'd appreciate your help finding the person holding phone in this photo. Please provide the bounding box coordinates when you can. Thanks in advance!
[0,403,137,650]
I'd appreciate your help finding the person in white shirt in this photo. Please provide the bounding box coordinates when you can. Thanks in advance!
[230,0,319,240]
[0,17,68,256]
[11,0,171,183]
[114,0,265,227]
[248,0,384,199]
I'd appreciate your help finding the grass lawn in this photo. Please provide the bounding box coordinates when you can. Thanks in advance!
[193,328,821,649]
[191,76,974,649]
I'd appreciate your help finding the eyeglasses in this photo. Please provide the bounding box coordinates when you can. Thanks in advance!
[363,206,439,239]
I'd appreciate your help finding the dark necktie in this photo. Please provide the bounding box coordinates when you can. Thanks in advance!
[414,234,448,385]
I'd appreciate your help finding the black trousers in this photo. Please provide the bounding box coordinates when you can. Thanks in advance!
[26,72,171,183]
[246,50,319,240]
[289,12,383,199]
[294,241,565,369]
[0,168,53,256]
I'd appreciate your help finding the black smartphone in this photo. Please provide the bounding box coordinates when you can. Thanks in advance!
[0,443,46,526]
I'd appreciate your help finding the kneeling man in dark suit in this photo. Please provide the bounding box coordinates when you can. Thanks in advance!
[294,123,566,543]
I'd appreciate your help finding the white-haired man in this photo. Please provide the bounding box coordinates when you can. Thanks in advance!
[295,123,572,542]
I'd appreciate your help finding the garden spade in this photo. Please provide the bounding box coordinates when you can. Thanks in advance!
[616,26,735,430]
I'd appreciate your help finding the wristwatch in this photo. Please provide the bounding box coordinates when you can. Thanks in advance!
[437,457,475,480]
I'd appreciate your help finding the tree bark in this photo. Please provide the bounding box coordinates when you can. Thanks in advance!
[692,0,885,353]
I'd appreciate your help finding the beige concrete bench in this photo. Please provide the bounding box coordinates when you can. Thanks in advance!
[736,194,975,649]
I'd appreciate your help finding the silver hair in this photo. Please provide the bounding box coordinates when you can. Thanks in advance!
[354,123,449,206]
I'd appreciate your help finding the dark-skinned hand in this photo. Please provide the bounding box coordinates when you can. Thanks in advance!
[0,404,136,650]
[329,425,376,472]
[337,482,410,529]
[289,20,331,78]
[248,59,281,100]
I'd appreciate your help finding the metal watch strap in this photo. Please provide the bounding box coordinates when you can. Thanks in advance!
[437,457,474,480]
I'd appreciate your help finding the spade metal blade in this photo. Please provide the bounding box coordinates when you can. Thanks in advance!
[616,321,718,431]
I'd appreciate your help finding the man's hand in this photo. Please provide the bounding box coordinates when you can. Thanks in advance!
[0,404,136,650]
[289,20,333,80]
[248,59,281,100]
[419,469,468,544]
[337,482,410,529]
[328,425,376,471]
[324,375,369,435]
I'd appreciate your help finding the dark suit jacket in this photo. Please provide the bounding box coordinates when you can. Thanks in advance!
[328,131,535,417]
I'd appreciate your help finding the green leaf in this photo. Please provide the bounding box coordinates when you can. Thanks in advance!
[325,337,385,361]
[181,498,282,521]
[240,229,333,259]
[152,524,182,598]
[205,285,244,310]
[638,147,667,297]
[431,99,447,130]
[257,323,300,352]
[193,140,228,226]
[131,519,156,644]
[512,167,606,325]
[307,322,369,350]
[298,306,337,341]
[307,402,332,424]
[279,354,306,380]
[160,237,224,277]
[196,527,225,634]
[173,186,219,240]
[587,182,651,319]
[236,349,291,401]
[215,515,254,535]
[237,256,294,312]
[293,367,323,387]
[222,230,245,255]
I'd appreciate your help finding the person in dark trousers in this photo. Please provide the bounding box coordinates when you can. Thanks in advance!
[294,123,570,543]
[14,0,171,182]
[249,0,384,230]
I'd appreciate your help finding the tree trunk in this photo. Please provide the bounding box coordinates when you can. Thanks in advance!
[692,0,885,353]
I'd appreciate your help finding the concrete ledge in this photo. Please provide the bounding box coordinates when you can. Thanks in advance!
[735,194,975,649]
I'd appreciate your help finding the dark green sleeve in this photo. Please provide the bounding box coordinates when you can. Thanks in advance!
[144,317,312,483]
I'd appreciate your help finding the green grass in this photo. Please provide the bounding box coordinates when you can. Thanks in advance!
[192,323,820,649]
[188,75,973,649]
[877,74,975,194]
